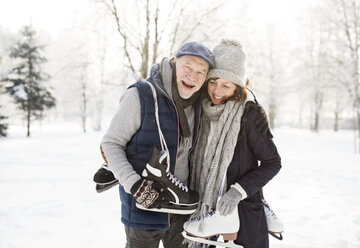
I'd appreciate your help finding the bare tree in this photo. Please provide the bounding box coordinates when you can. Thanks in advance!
[98,0,224,78]
[265,25,278,128]
[93,37,107,131]
[330,0,360,151]
[246,22,290,129]
[79,63,90,133]
[292,3,338,132]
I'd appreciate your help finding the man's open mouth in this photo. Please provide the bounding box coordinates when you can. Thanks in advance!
[182,80,195,89]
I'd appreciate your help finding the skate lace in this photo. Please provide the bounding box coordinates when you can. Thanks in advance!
[264,204,277,219]
[167,172,188,192]
[193,211,216,221]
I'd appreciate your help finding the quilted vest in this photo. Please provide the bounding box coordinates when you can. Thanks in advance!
[119,67,201,229]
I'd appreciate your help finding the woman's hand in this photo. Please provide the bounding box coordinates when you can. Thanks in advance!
[218,187,242,216]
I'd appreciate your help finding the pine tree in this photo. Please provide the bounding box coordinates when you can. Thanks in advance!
[0,105,8,137]
[1,25,55,137]
[0,55,8,137]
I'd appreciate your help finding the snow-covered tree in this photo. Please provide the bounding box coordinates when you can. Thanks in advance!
[325,0,360,151]
[0,33,10,137]
[1,25,55,137]
[98,0,225,78]
[0,105,7,137]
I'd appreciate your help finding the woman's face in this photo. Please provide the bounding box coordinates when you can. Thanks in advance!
[207,78,237,105]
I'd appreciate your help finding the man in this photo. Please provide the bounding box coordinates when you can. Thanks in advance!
[100,42,215,248]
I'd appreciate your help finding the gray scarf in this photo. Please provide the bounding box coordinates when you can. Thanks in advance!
[159,58,200,139]
[190,97,245,221]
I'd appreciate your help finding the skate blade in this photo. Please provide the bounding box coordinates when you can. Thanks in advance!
[182,231,243,248]
[94,179,118,185]
[269,231,283,240]
[95,181,119,193]
[184,230,238,242]
[168,201,198,206]
[136,203,196,215]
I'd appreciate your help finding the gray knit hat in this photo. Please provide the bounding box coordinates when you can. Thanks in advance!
[207,39,246,87]
[176,41,215,69]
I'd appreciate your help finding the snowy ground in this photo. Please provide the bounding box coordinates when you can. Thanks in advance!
[0,124,359,248]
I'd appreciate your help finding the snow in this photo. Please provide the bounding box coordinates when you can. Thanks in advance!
[0,124,359,248]
[13,84,28,100]
[266,128,360,248]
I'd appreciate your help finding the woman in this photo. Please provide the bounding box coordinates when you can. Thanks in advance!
[187,40,282,248]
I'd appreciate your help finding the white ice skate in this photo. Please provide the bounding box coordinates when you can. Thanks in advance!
[182,207,243,248]
[263,199,284,240]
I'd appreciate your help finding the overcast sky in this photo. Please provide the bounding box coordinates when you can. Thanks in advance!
[0,0,316,39]
[0,0,86,38]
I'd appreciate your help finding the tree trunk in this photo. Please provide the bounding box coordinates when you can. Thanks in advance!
[312,90,322,132]
[27,106,31,137]
[334,111,339,132]
[356,109,360,153]
[140,0,150,78]
[152,1,160,65]
[314,111,320,132]
[268,99,276,129]
[82,81,87,133]
[94,98,103,131]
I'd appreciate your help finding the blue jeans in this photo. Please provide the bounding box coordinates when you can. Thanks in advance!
[124,214,189,248]
[193,236,218,248]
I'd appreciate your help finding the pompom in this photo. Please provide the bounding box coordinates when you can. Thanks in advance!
[220,39,243,48]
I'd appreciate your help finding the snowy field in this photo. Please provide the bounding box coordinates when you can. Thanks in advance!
[0,123,360,248]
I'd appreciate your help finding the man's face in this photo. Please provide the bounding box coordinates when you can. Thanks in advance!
[174,55,209,99]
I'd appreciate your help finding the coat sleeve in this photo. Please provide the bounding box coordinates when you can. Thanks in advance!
[237,108,282,198]
[100,87,142,194]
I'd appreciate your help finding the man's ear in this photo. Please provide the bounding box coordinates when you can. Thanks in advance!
[173,57,176,65]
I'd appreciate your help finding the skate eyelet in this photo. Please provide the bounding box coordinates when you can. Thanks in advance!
[167,172,188,191]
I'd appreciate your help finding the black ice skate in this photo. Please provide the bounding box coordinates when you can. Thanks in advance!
[136,146,199,215]
[93,163,119,193]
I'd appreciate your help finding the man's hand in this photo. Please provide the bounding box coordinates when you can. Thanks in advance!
[254,105,273,138]
[130,178,159,208]
[218,187,242,216]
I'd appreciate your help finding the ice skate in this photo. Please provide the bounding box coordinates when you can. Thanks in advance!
[182,207,243,248]
[136,147,199,215]
[93,163,119,193]
[263,199,284,240]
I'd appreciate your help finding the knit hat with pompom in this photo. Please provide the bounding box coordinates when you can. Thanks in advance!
[207,39,246,87]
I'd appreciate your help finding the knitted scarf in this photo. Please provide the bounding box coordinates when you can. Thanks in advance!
[190,97,245,221]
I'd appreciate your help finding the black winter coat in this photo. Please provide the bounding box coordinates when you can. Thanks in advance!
[227,102,282,248]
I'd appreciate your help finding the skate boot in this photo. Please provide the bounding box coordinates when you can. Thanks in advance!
[182,206,243,248]
[262,199,284,240]
[93,163,119,193]
[136,146,199,215]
